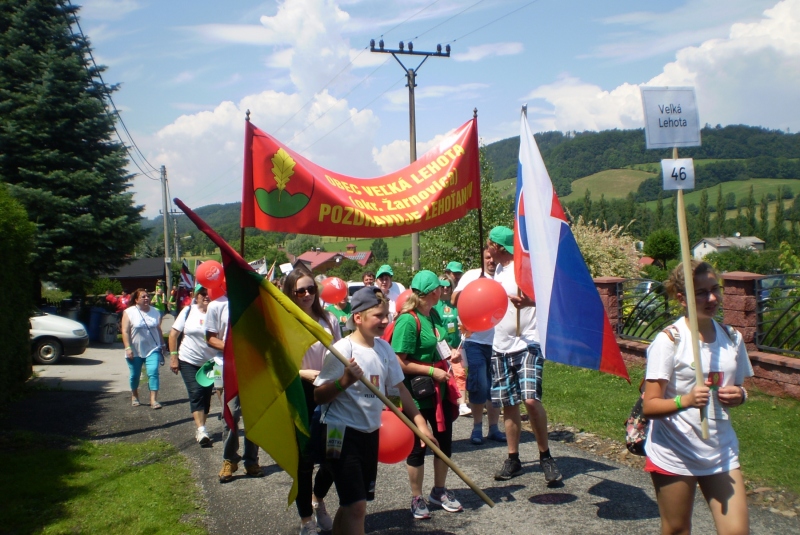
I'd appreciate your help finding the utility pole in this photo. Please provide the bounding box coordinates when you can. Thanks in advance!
[160,165,172,309]
[370,39,450,272]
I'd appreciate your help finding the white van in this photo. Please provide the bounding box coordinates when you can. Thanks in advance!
[30,309,90,364]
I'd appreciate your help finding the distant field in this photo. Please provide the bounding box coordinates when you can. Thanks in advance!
[561,169,656,203]
[643,179,800,210]
[493,178,517,198]
[321,235,411,262]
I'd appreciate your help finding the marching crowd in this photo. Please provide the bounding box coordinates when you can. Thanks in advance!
[118,224,752,535]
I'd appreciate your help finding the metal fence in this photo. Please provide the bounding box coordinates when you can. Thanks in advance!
[755,274,800,356]
[616,278,679,342]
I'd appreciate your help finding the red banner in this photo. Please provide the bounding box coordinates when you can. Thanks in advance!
[241,119,481,237]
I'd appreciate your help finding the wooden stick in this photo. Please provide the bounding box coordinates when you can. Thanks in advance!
[674,146,709,440]
[322,340,495,508]
[515,288,521,336]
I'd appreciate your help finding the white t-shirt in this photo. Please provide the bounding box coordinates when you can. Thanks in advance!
[205,296,229,359]
[453,268,495,346]
[301,312,342,371]
[645,318,753,476]
[172,305,215,367]
[125,306,162,358]
[492,261,538,353]
[314,337,405,433]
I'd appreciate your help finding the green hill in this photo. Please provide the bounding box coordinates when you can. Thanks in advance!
[560,169,656,203]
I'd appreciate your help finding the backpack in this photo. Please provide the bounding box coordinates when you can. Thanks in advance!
[381,311,421,344]
[624,323,737,455]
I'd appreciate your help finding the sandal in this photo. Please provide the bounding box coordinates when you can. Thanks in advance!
[151,402,163,410]
[131,398,141,407]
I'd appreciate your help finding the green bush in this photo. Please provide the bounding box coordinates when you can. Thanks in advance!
[0,187,36,405]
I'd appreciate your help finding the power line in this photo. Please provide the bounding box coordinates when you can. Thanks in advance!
[380,0,444,39]
[445,0,540,44]
[406,0,487,42]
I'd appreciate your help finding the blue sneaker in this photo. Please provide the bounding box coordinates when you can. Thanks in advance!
[470,427,484,445]
[487,429,507,442]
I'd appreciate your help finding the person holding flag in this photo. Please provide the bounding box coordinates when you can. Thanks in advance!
[486,226,562,485]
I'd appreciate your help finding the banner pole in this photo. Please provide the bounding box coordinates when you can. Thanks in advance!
[320,337,495,508]
[478,207,485,278]
[674,146,708,439]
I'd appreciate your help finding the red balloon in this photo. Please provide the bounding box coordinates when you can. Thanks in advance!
[378,410,414,464]
[458,277,509,333]
[196,260,224,290]
[320,277,347,304]
[395,289,412,313]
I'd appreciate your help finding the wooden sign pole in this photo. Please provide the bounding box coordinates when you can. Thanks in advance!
[673,146,709,439]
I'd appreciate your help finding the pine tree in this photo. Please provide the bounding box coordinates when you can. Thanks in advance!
[582,189,593,221]
[773,188,787,244]
[746,186,757,235]
[654,193,664,229]
[759,195,770,243]
[715,185,725,236]
[698,190,710,237]
[0,0,144,295]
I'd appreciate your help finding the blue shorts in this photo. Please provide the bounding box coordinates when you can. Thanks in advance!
[490,344,543,407]
[464,341,493,405]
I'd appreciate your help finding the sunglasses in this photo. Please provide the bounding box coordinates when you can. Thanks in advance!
[294,285,317,297]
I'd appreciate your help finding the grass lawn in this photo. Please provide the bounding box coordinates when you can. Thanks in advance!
[0,432,206,534]
[321,235,411,263]
[560,169,657,204]
[543,360,800,494]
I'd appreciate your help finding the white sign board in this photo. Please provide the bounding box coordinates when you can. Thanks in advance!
[279,262,293,275]
[641,87,701,149]
[661,158,695,190]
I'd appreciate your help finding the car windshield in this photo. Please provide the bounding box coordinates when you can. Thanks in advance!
[32,307,46,317]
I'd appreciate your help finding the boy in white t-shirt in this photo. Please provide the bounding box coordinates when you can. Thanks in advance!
[314,287,435,535]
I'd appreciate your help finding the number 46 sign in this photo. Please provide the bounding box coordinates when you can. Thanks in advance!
[661,158,695,190]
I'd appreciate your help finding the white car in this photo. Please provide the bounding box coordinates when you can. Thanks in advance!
[30,309,90,364]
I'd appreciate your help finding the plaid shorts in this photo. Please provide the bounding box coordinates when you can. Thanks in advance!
[490,344,543,407]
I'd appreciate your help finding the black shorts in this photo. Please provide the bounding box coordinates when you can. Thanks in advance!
[326,427,379,507]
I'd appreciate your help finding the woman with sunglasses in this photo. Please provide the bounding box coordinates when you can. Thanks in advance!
[168,286,215,446]
[643,261,752,535]
[282,269,340,535]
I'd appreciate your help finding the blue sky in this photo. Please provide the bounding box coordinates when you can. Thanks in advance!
[75,0,800,216]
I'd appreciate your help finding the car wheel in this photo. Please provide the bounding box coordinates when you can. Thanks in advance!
[33,338,63,365]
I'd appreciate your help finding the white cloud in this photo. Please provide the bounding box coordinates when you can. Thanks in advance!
[524,0,800,133]
[372,129,457,174]
[188,24,278,46]
[453,42,523,62]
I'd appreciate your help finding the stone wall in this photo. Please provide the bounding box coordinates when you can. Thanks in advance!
[595,272,800,400]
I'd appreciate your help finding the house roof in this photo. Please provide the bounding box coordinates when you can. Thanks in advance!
[105,257,166,279]
[295,250,374,270]
[692,236,765,250]
[342,251,372,266]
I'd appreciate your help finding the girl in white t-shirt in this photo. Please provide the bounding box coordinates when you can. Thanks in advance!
[643,261,752,535]
[283,269,341,534]
[168,287,216,445]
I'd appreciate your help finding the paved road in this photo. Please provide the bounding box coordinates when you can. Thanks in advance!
[17,341,799,535]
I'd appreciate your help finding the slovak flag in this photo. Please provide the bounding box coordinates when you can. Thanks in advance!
[516,109,629,380]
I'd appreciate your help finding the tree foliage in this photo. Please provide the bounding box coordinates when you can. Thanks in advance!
[643,229,680,268]
[569,215,641,278]
[370,238,389,263]
[703,247,780,274]
[0,0,144,295]
[286,234,323,256]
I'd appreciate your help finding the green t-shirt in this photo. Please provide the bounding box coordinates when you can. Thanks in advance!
[391,309,445,410]
[434,300,460,348]
[152,293,166,313]
[325,303,351,336]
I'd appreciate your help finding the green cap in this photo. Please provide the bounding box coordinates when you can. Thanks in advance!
[439,277,451,287]
[194,283,203,293]
[195,360,215,387]
[411,270,446,295]
[445,261,464,273]
[376,264,394,278]
[489,225,514,254]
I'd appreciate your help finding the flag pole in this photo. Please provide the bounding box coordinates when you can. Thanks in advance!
[475,108,486,279]
[674,146,708,439]
[322,340,496,508]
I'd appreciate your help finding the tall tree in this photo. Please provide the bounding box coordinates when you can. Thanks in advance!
[370,238,389,263]
[597,193,607,225]
[759,195,770,242]
[0,0,144,295]
[746,185,757,235]
[654,193,664,230]
[582,188,593,221]
[696,190,711,240]
[773,188,787,244]
[714,185,725,236]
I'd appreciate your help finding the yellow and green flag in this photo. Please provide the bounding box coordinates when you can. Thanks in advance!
[175,199,331,506]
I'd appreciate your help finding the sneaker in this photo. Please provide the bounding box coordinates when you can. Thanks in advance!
[541,456,562,484]
[410,495,431,519]
[196,428,212,446]
[494,457,522,481]
[458,404,472,417]
[428,487,463,512]
[218,460,238,483]
[487,429,507,442]
[245,464,265,477]
[299,518,318,535]
[313,500,333,531]
[470,427,484,445]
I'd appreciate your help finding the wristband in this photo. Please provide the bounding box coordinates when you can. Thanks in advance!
[428,366,434,377]
[125,346,132,351]
[334,379,346,392]
[170,351,178,356]
[740,386,748,404]
[674,395,683,410]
